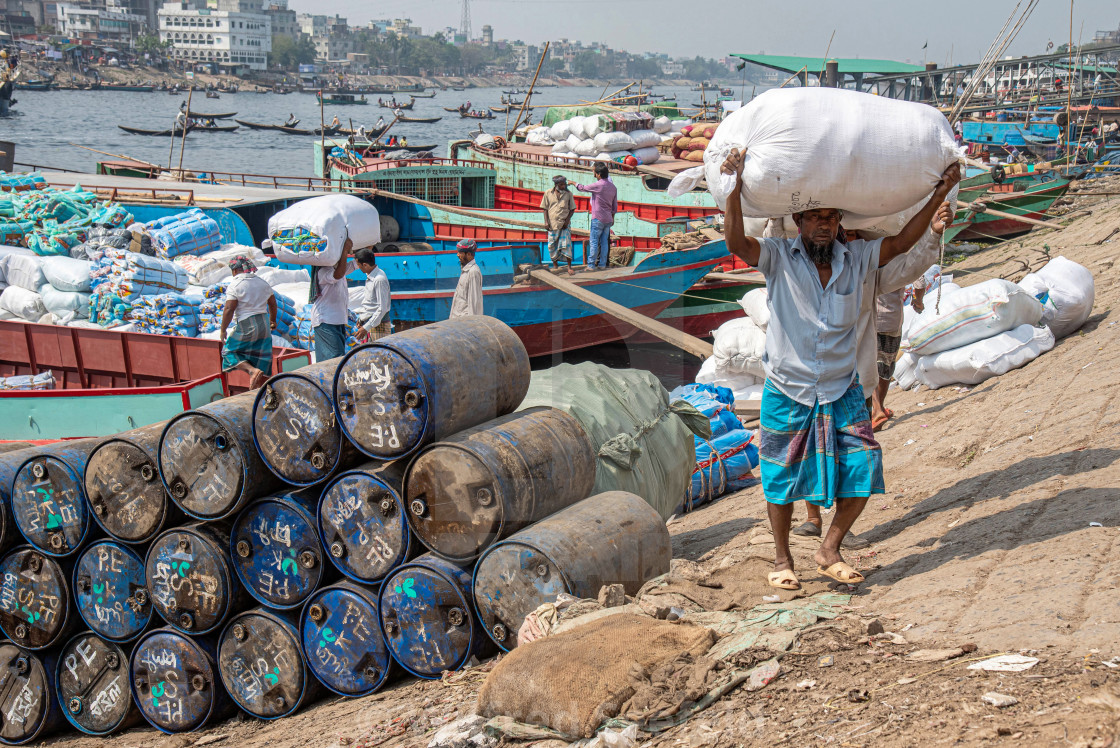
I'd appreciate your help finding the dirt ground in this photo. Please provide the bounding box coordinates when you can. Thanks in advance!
[40,182,1120,747]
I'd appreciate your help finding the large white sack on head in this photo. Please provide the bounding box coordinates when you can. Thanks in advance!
[527,127,554,146]
[40,256,93,293]
[565,133,583,152]
[653,116,672,134]
[1031,256,1094,338]
[5,253,45,291]
[907,279,1043,355]
[593,131,636,153]
[0,286,48,321]
[692,88,960,225]
[742,216,799,238]
[915,324,1054,389]
[631,146,660,165]
[711,317,767,378]
[695,357,763,402]
[629,130,661,149]
[573,138,598,157]
[737,288,769,330]
[268,195,381,267]
[256,266,310,287]
[40,285,90,318]
[549,120,571,141]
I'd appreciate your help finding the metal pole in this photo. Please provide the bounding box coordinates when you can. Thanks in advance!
[177,84,193,176]
[1065,0,1074,165]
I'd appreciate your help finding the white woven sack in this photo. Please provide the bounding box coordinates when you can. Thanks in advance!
[893,351,920,390]
[256,266,310,287]
[669,119,692,133]
[915,324,1054,389]
[737,288,769,330]
[268,195,381,267]
[40,257,92,293]
[0,246,35,286]
[907,279,1043,355]
[695,357,763,403]
[5,253,45,291]
[593,131,635,153]
[711,317,766,378]
[527,127,554,146]
[1032,256,1094,338]
[0,286,48,321]
[272,282,311,306]
[567,116,585,136]
[40,285,90,317]
[549,121,571,141]
[566,133,583,152]
[653,116,672,134]
[629,130,661,149]
[583,115,605,139]
[573,138,598,157]
[551,142,569,154]
[631,146,660,165]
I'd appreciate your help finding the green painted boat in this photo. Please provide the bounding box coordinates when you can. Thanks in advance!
[944,178,1070,242]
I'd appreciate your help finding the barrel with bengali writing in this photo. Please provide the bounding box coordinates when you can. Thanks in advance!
[472,491,672,650]
[144,523,249,636]
[230,490,331,610]
[333,317,530,461]
[404,407,596,563]
[73,541,152,643]
[130,628,234,734]
[378,553,490,679]
[55,632,142,736]
[301,581,393,697]
[217,608,322,719]
[84,421,184,545]
[158,392,284,521]
[0,640,62,745]
[0,546,76,650]
[318,460,413,584]
[9,439,100,557]
[252,358,363,486]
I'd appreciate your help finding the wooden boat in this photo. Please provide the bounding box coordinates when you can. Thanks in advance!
[411,91,437,98]
[206,91,220,99]
[443,106,465,112]
[317,92,368,105]
[191,124,240,133]
[451,87,465,91]
[235,119,298,130]
[396,115,441,124]
[461,111,496,120]
[186,110,237,119]
[118,125,189,136]
[944,178,1071,242]
[95,84,155,93]
[15,80,54,91]
[362,143,438,153]
[490,106,509,114]
[378,98,415,110]
[234,119,335,135]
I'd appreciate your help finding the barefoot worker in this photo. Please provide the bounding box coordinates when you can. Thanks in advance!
[720,147,961,590]
[219,255,277,389]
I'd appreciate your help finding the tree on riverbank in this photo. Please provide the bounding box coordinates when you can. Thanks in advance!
[270,35,315,68]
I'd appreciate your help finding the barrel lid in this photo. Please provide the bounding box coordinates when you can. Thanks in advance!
[85,439,168,543]
[159,413,246,519]
[301,585,389,696]
[74,541,151,642]
[405,446,503,562]
[56,633,132,735]
[473,542,569,651]
[335,346,429,459]
[319,473,410,583]
[252,375,341,485]
[231,498,324,609]
[0,642,50,743]
[11,455,88,556]
[145,528,233,635]
[0,548,70,650]
[218,611,305,719]
[379,564,473,678]
[131,630,216,733]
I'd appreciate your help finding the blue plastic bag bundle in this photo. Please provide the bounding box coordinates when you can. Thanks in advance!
[131,293,200,337]
[146,208,221,259]
[669,383,741,438]
[689,430,759,509]
[88,290,133,326]
[0,172,48,192]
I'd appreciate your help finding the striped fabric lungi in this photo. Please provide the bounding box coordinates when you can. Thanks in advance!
[368,319,392,341]
[758,378,884,508]
[222,313,272,375]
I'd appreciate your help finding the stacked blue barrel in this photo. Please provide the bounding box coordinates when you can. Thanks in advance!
[0,316,674,741]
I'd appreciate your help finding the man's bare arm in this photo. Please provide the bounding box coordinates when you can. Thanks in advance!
[879,162,961,266]
[720,148,762,266]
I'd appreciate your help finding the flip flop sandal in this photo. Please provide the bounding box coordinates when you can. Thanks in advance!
[768,569,801,590]
[790,521,822,537]
[871,414,889,432]
[817,562,865,585]
[884,408,895,418]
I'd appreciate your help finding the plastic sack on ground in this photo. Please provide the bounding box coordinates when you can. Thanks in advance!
[268,195,381,267]
[893,351,920,390]
[676,88,960,226]
[907,279,1043,356]
[4,252,45,291]
[0,286,48,321]
[518,363,699,520]
[40,256,92,293]
[39,285,90,317]
[712,317,766,378]
[737,288,769,330]
[631,146,660,165]
[914,324,1055,389]
[1020,256,1094,338]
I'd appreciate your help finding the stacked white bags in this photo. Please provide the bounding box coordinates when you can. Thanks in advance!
[1016,256,1095,339]
[695,288,770,401]
[545,112,684,165]
[268,195,381,267]
[0,251,50,322]
[39,256,93,321]
[173,243,268,287]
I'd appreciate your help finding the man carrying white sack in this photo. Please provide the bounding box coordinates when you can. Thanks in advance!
[720,147,960,590]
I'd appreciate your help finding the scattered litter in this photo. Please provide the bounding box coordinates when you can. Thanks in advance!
[905,439,916,446]
[576,724,639,748]
[871,632,908,646]
[1090,522,1104,527]
[1083,362,1096,369]
[847,688,871,703]
[897,677,918,685]
[795,679,816,691]
[762,594,780,603]
[748,659,781,690]
[428,715,490,748]
[818,654,835,668]
[1028,436,1034,441]
[1100,658,1120,669]
[906,648,965,663]
[901,623,914,632]
[981,692,1019,708]
[968,655,1039,672]
[917,402,926,407]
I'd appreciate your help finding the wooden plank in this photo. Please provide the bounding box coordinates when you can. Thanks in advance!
[527,269,714,359]
[959,200,1064,230]
[704,270,765,284]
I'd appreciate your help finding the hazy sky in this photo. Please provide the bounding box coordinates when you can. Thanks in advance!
[295,0,1118,62]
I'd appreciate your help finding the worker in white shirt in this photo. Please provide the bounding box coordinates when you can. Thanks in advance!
[450,239,483,318]
[310,239,355,361]
[353,247,391,341]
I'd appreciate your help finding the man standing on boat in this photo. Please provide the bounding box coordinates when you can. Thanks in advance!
[575,163,618,271]
[540,175,576,275]
[450,239,483,318]
[310,240,356,361]
[219,256,277,389]
[720,147,960,590]
[353,247,391,342]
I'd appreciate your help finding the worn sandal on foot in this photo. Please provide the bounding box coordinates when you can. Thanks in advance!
[817,562,865,585]
[790,521,822,537]
[768,569,801,590]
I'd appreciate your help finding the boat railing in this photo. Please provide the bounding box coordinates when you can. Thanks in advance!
[469,144,638,174]
[183,170,338,192]
[44,179,201,206]
[14,161,83,174]
[335,156,496,176]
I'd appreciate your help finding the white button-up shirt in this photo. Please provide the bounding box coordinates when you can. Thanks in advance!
[311,261,356,327]
[357,265,391,330]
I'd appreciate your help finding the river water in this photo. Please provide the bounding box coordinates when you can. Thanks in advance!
[6,84,723,176]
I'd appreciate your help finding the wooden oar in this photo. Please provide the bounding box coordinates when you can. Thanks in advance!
[958,200,1064,230]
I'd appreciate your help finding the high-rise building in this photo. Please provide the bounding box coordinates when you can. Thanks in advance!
[481,24,491,46]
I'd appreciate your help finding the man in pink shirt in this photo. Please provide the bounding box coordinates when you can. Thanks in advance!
[575,162,618,270]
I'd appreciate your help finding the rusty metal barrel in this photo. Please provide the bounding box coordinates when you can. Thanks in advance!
[404,407,596,563]
[130,628,233,733]
[473,491,672,651]
[230,490,330,610]
[144,523,248,636]
[84,421,184,545]
[10,439,100,557]
[301,581,393,697]
[218,608,321,719]
[0,546,76,650]
[158,391,284,521]
[55,632,142,736]
[0,641,62,744]
[0,448,38,558]
[318,461,413,584]
[74,540,152,643]
[333,317,530,461]
[378,553,489,679]
[252,358,363,486]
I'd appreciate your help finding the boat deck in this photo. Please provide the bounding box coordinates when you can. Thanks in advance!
[40,171,331,208]
[501,142,702,177]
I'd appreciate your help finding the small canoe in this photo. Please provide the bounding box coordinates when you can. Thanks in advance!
[396,115,441,124]
[118,125,189,136]
[186,110,237,119]
[443,106,464,112]
[411,92,437,98]
[490,106,509,113]
[191,124,240,133]
[234,119,302,131]
[379,100,415,110]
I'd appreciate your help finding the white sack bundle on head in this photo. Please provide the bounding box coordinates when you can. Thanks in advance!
[667,88,962,228]
[267,194,381,267]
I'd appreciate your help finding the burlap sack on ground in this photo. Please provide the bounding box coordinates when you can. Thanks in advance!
[477,613,716,738]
